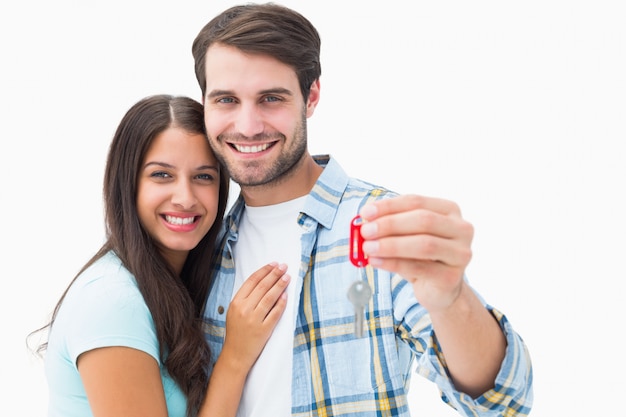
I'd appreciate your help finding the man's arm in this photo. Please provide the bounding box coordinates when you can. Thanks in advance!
[359,194,506,396]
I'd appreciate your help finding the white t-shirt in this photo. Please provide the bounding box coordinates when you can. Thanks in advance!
[232,196,306,417]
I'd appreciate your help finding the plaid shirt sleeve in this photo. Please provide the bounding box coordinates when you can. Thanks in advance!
[398,272,533,417]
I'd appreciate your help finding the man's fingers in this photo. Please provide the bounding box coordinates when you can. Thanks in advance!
[360,194,462,221]
[361,208,472,241]
[363,234,473,268]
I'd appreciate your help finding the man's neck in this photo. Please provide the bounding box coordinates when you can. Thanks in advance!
[241,154,323,207]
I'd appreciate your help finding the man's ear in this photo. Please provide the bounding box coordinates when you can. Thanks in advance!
[306,79,321,118]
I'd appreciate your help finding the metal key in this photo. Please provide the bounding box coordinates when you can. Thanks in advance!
[347,280,372,338]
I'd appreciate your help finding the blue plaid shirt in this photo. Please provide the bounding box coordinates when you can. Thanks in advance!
[203,155,533,416]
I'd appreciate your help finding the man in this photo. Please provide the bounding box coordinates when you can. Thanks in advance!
[192,3,533,416]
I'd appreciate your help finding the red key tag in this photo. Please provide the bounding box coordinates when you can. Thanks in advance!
[349,215,368,267]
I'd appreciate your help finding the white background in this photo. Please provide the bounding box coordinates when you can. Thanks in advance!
[2,1,625,416]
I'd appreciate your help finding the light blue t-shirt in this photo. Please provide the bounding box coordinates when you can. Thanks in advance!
[45,251,187,417]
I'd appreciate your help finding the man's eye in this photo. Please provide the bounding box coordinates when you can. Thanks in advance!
[217,97,235,104]
[263,96,281,103]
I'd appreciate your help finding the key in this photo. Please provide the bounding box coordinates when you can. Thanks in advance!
[347,280,372,338]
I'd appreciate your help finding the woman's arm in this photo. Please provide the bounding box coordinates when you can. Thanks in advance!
[78,346,168,417]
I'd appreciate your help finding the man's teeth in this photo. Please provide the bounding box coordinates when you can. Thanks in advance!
[233,143,270,153]
[165,215,195,225]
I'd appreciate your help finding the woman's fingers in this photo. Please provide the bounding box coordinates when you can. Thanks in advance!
[230,262,290,324]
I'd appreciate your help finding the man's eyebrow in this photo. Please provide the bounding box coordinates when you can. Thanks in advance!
[259,87,292,96]
[207,89,232,99]
[206,87,293,99]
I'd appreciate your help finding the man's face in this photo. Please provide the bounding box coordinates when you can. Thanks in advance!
[202,44,317,188]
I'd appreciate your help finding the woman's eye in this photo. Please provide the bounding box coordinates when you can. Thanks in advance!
[196,173,216,181]
[150,171,171,179]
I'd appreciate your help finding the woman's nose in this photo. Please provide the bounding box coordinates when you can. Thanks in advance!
[171,180,197,209]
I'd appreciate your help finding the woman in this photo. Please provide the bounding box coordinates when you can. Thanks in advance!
[30,94,289,417]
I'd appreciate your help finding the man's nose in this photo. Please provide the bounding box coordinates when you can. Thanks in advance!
[234,103,264,138]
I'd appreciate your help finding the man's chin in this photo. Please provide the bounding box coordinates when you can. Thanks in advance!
[231,173,271,188]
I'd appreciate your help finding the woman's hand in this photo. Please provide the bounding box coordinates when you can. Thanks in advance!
[221,263,290,373]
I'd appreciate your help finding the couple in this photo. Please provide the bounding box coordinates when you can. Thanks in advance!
[33,3,533,417]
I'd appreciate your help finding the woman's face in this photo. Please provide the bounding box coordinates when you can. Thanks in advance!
[137,127,220,271]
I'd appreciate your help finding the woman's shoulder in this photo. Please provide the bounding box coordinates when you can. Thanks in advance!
[50,251,159,366]
[66,251,140,306]
[56,250,151,334]
[76,251,134,286]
